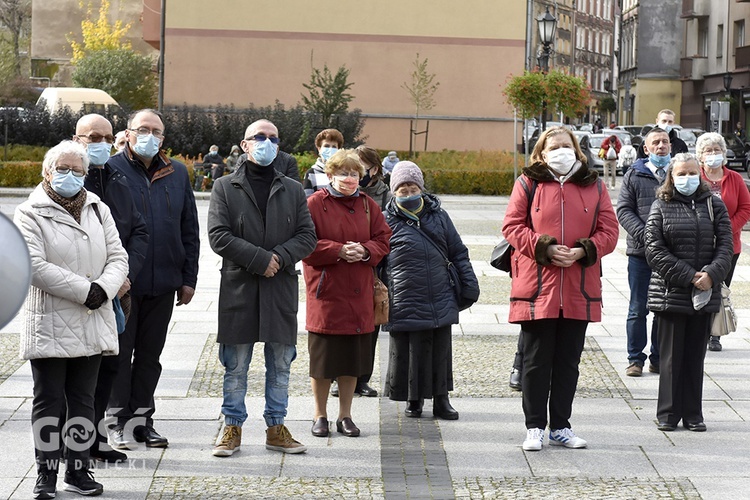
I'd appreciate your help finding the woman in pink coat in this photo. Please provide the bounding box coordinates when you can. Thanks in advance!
[502,127,619,452]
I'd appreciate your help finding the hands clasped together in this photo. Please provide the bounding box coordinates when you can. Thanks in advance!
[339,241,369,263]
[546,244,585,268]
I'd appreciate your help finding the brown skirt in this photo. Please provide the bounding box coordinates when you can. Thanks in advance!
[308,331,373,379]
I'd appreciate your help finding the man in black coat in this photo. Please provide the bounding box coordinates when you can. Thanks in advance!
[75,114,149,463]
[207,118,316,457]
[637,109,688,159]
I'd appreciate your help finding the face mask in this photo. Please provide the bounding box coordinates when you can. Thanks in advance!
[359,173,372,188]
[232,152,239,157]
[396,194,422,211]
[133,133,161,159]
[673,174,700,196]
[659,124,673,134]
[319,146,338,162]
[649,153,671,168]
[703,154,724,169]
[332,175,358,195]
[251,139,278,166]
[87,142,111,166]
[51,170,85,198]
[545,148,578,175]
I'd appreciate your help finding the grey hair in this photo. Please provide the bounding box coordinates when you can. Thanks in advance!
[655,153,704,201]
[695,132,727,163]
[41,140,90,177]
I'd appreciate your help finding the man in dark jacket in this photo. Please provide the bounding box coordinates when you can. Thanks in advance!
[207,119,316,457]
[637,109,688,159]
[107,109,200,449]
[75,113,149,463]
[203,145,225,181]
[616,128,670,377]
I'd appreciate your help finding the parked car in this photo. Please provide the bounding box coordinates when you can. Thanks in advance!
[578,123,594,133]
[615,125,642,137]
[722,134,750,173]
[573,131,595,169]
[677,127,706,154]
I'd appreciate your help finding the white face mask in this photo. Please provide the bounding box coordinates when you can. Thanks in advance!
[545,147,578,175]
[703,154,724,169]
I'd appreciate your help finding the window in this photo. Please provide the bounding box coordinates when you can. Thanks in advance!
[698,19,708,57]
[735,20,745,53]
[717,24,724,58]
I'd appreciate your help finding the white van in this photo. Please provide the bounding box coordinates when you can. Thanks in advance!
[36,87,120,114]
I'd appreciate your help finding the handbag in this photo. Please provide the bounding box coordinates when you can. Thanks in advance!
[373,273,389,326]
[711,283,737,336]
[113,296,126,334]
[491,177,537,273]
[363,197,390,325]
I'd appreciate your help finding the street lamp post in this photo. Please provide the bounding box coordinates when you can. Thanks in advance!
[724,73,733,134]
[537,8,557,132]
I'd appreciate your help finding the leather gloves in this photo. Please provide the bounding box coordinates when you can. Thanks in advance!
[84,282,108,310]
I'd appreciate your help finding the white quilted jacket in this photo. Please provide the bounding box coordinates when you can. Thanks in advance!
[14,185,129,360]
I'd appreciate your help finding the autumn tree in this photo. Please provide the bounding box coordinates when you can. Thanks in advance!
[69,0,156,110]
[503,69,590,120]
[301,63,354,127]
[402,53,439,126]
[68,0,132,63]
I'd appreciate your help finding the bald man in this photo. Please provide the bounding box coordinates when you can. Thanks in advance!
[73,114,149,463]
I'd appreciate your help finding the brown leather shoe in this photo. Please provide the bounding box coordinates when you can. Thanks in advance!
[625,363,643,377]
[311,417,329,437]
[335,417,360,437]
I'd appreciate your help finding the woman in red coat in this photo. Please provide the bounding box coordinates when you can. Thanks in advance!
[697,132,750,351]
[600,134,622,190]
[503,127,619,452]
[303,150,392,438]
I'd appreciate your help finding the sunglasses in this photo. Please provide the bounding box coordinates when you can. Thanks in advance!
[76,133,115,144]
[244,134,280,144]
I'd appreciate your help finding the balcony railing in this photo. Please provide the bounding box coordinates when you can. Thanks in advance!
[681,0,708,17]
[737,45,750,68]
[680,57,693,79]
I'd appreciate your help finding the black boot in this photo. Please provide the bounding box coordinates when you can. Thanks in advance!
[33,464,57,499]
[404,399,423,418]
[509,368,522,391]
[433,395,459,420]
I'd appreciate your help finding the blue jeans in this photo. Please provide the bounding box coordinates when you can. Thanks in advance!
[626,256,659,366]
[219,342,297,427]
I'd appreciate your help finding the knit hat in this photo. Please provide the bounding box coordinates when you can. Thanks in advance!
[390,161,424,192]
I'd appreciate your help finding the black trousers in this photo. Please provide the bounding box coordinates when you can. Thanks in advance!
[358,325,380,386]
[521,316,587,430]
[512,329,525,371]
[31,355,102,471]
[656,312,710,425]
[91,353,120,450]
[109,292,174,428]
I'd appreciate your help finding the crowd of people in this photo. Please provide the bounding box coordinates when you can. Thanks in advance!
[12,109,745,498]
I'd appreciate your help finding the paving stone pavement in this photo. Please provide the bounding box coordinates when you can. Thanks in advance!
[2,185,750,499]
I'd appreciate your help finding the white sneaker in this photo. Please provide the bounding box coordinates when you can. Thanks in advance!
[549,428,587,448]
[522,427,544,451]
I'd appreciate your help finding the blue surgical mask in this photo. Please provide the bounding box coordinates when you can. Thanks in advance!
[704,154,724,169]
[133,133,161,159]
[251,139,278,166]
[673,174,701,196]
[649,153,671,168]
[87,142,111,166]
[51,170,85,198]
[319,146,338,162]
[660,124,673,134]
[396,194,423,211]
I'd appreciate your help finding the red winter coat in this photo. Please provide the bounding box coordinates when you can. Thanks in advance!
[303,189,392,335]
[700,167,750,254]
[502,164,619,323]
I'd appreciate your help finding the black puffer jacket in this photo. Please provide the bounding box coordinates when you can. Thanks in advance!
[616,158,662,257]
[385,193,479,331]
[645,187,733,315]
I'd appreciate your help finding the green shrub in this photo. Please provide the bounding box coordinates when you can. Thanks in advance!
[0,144,48,162]
[0,162,43,187]
[293,152,317,178]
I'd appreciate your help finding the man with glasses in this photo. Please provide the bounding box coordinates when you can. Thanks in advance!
[617,127,671,378]
[207,119,316,457]
[107,109,200,450]
[73,113,149,463]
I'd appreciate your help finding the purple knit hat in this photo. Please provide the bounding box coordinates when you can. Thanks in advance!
[390,161,424,192]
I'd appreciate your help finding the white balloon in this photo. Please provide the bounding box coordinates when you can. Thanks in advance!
[0,213,31,330]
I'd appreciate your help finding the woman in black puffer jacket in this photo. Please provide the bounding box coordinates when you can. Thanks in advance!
[645,153,733,433]
[383,161,479,420]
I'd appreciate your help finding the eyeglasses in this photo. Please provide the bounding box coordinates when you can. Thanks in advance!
[334,171,360,178]
[129,127,164,139]
[702,148,724,155]
[55,166,85,177]
[76,133,114,144]
[244,134,280,144]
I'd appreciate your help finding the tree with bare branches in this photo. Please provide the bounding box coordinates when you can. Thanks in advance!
[0,0,31,77]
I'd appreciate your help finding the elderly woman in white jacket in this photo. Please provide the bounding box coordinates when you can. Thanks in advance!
[14,140,128,499]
